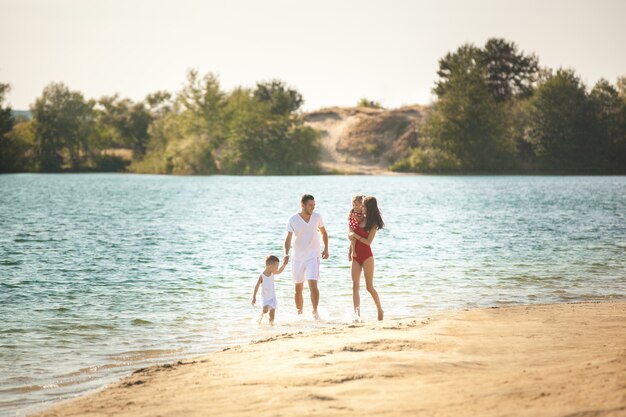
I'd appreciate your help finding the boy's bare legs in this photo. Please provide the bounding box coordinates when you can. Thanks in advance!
[308,279,320,320]
[269,308,275,325]
[294,283,304,314]
[258,306,269,324]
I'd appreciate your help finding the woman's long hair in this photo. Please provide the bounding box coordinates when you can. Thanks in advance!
[364,196,384,231]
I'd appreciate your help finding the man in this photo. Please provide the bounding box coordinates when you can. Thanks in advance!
[284,194,329,319]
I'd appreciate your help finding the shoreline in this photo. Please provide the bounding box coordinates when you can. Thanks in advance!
[30,301,626,417]
[4,171,626,177]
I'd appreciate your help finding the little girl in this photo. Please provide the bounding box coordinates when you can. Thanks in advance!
[251,255,288,325]
[348,195,365,260]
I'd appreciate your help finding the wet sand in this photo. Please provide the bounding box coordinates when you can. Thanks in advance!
[32,301,626,417]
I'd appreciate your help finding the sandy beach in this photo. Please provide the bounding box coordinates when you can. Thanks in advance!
[32,301,626,417]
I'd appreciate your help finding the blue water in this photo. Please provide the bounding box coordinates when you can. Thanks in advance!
[1,174,625,416]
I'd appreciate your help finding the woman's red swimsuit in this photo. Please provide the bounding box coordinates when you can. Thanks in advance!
[353,224,373,265]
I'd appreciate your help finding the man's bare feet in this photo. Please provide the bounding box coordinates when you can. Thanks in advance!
[377,309,384,321]
[313,310,320,321]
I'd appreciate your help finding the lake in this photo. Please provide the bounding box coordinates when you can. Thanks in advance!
[1,173,625,416]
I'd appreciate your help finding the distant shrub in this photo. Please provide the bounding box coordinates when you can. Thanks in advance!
[390,147,461,173]
[357,98,384,109]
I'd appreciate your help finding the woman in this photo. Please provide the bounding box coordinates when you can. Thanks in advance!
[348,195,384,320]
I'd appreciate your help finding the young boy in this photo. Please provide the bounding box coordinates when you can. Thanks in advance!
[252,255,288,325]
[348,195,365,260]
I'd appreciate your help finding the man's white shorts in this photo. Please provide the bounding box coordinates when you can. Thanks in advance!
[292,257,320,284]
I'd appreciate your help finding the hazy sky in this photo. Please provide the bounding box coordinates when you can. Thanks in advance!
[1,0,625,111]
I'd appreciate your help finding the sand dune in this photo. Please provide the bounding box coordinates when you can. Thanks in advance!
[303,106,427,174]
[32,302,626,417]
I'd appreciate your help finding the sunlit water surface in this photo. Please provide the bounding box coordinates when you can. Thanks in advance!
[1,174,625,415]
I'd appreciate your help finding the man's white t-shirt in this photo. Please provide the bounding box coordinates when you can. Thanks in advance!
[286,212,324,262]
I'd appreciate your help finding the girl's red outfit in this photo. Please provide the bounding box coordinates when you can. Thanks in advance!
[353,225,373,265]
[348,210,363,229]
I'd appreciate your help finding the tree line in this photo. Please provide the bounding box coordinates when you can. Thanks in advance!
[391,38,626,174]
[0,71,320,174]
[1,38,625,175]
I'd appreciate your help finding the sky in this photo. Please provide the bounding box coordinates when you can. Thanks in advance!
[1,0,625,111]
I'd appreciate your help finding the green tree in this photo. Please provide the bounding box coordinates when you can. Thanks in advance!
[434,44,483,98]
[398,44,515,172]
[2,120,36,172]
[130,70,226,174]
[131,109,217,175]
[131,71,320,175]
[31,83,95,171]
[0,83,16,172]
[589,79,626,172]
[0,83,35,172]
[219,87,270,173]
[219,87,320,174]
[178,70,227,144]
[283,125,321,173]
[526,69,597,172]
[253,80,304,116]
[481,38,539,101]
[0,84,12,141]
[98,95,152,158]
[145,90,173,116]
[434,39,539,102]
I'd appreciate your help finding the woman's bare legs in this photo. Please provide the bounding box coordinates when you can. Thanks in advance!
[351,259,363,318]
[362,257,383,320]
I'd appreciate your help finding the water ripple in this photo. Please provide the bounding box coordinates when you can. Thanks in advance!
[0,173,625,416]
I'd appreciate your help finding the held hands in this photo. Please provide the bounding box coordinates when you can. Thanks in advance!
[283,255,290,264]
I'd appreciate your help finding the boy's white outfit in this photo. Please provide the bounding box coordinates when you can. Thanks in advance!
[286,212,324,283]
[261,272,277,309]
